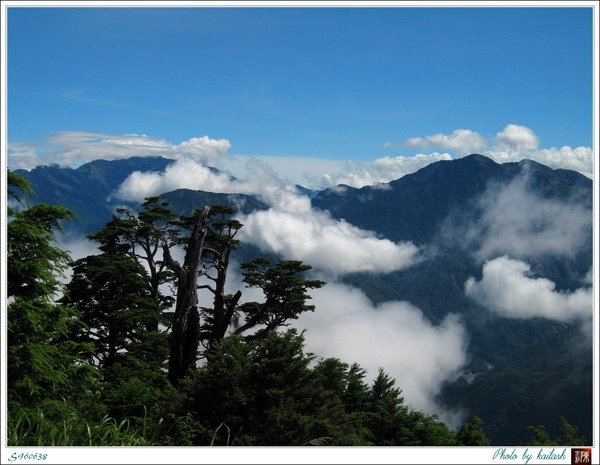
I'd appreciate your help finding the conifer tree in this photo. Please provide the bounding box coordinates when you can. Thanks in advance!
[456,416,490,445]
[65,246,165,370]
[234,259,325,338]
[7,172,95,408]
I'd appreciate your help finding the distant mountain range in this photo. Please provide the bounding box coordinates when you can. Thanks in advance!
[14,154,593,445]
[313,154,591,245]
[14,157,174,233]
[312,154,592,444]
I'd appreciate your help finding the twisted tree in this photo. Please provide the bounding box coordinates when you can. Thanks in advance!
[163,206,211,385]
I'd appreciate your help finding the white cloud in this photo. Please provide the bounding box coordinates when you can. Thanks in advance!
[220,152,453,190]
[238,207,420,276]
[178,154,341,189]
[583,268,593,285]
[406,129,486,155]
[442,172,592,261]
[241,159,312,212]
[317,153,452,189]
[114,156,312,212]
[373,152,453,177]
[465,256,592,321]
[115,156,236,202]
[483,146,594,179]
[9,123,593,191]
[495,124,540,152]
[319,161,387,189]
[172,136,231,160]
[513,146,592,179]
[56,236,101,261]
[219,264,467,424]
[52,235,102,289]
[478,124,593,178]
[405,124,592,179]
[296,281,467,425]
[8,131,231,170]
[5,141,43,171]
[486,125,592,178]
[405,136,429,149]
[114,156,421,276]
[12,131,445,190]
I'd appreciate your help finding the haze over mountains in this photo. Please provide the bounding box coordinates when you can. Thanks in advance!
[14,153,593,445]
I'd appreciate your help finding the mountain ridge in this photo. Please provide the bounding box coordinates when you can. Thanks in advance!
[312,154,591,245]
[11,153,593,444]
[15,156,175,233]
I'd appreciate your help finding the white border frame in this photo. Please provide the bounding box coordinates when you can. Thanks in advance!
[1,2,598,464]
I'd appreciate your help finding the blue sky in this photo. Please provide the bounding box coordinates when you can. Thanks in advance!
[6,6,594,172]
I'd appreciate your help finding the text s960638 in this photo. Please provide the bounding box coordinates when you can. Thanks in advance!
[8,452,48,462]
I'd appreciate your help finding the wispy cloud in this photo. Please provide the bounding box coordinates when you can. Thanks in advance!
[8,131,231,170]
[315,153,453,189]
[63,88,179,118]
[441,170,592,261]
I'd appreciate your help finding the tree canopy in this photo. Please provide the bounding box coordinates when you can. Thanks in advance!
[6,174,498,447]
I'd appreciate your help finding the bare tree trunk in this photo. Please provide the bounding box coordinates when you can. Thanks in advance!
[165,206,210,386]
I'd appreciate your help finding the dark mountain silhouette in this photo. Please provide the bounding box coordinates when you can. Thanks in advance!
[14,157,263,234]
[314,154,592,445]
[312,154,591,245]
[15,157,175,233]
[12,153,593,445]
[160,188,268,216]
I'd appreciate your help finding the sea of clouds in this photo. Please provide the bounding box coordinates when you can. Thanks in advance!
[19,121,592,426]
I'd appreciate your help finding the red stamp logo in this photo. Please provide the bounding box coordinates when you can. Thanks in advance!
[571,448,592,464]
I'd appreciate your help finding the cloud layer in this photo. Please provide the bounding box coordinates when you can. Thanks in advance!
[216,263,467,424]
[116,157,236,201]
[442,172,591,261]
[296,282,467,424]
[317,153,453,188]
[405,124,592,179]
[115,156,421,276]
[248,123,592,189]
[238,208,419,275]
[9,122,592,195]
[8,132,231,170]
[465,256,592,321]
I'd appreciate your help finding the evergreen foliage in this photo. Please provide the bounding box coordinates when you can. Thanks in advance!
[235,259,325,338]
[7,172,95,406]
[7,176,502,446]
[456,416,490,445]
[10,154,593,447]
[527,416,586,446]
[7,172,99,445]
[65,252,165,368]
[168,331,461,446]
